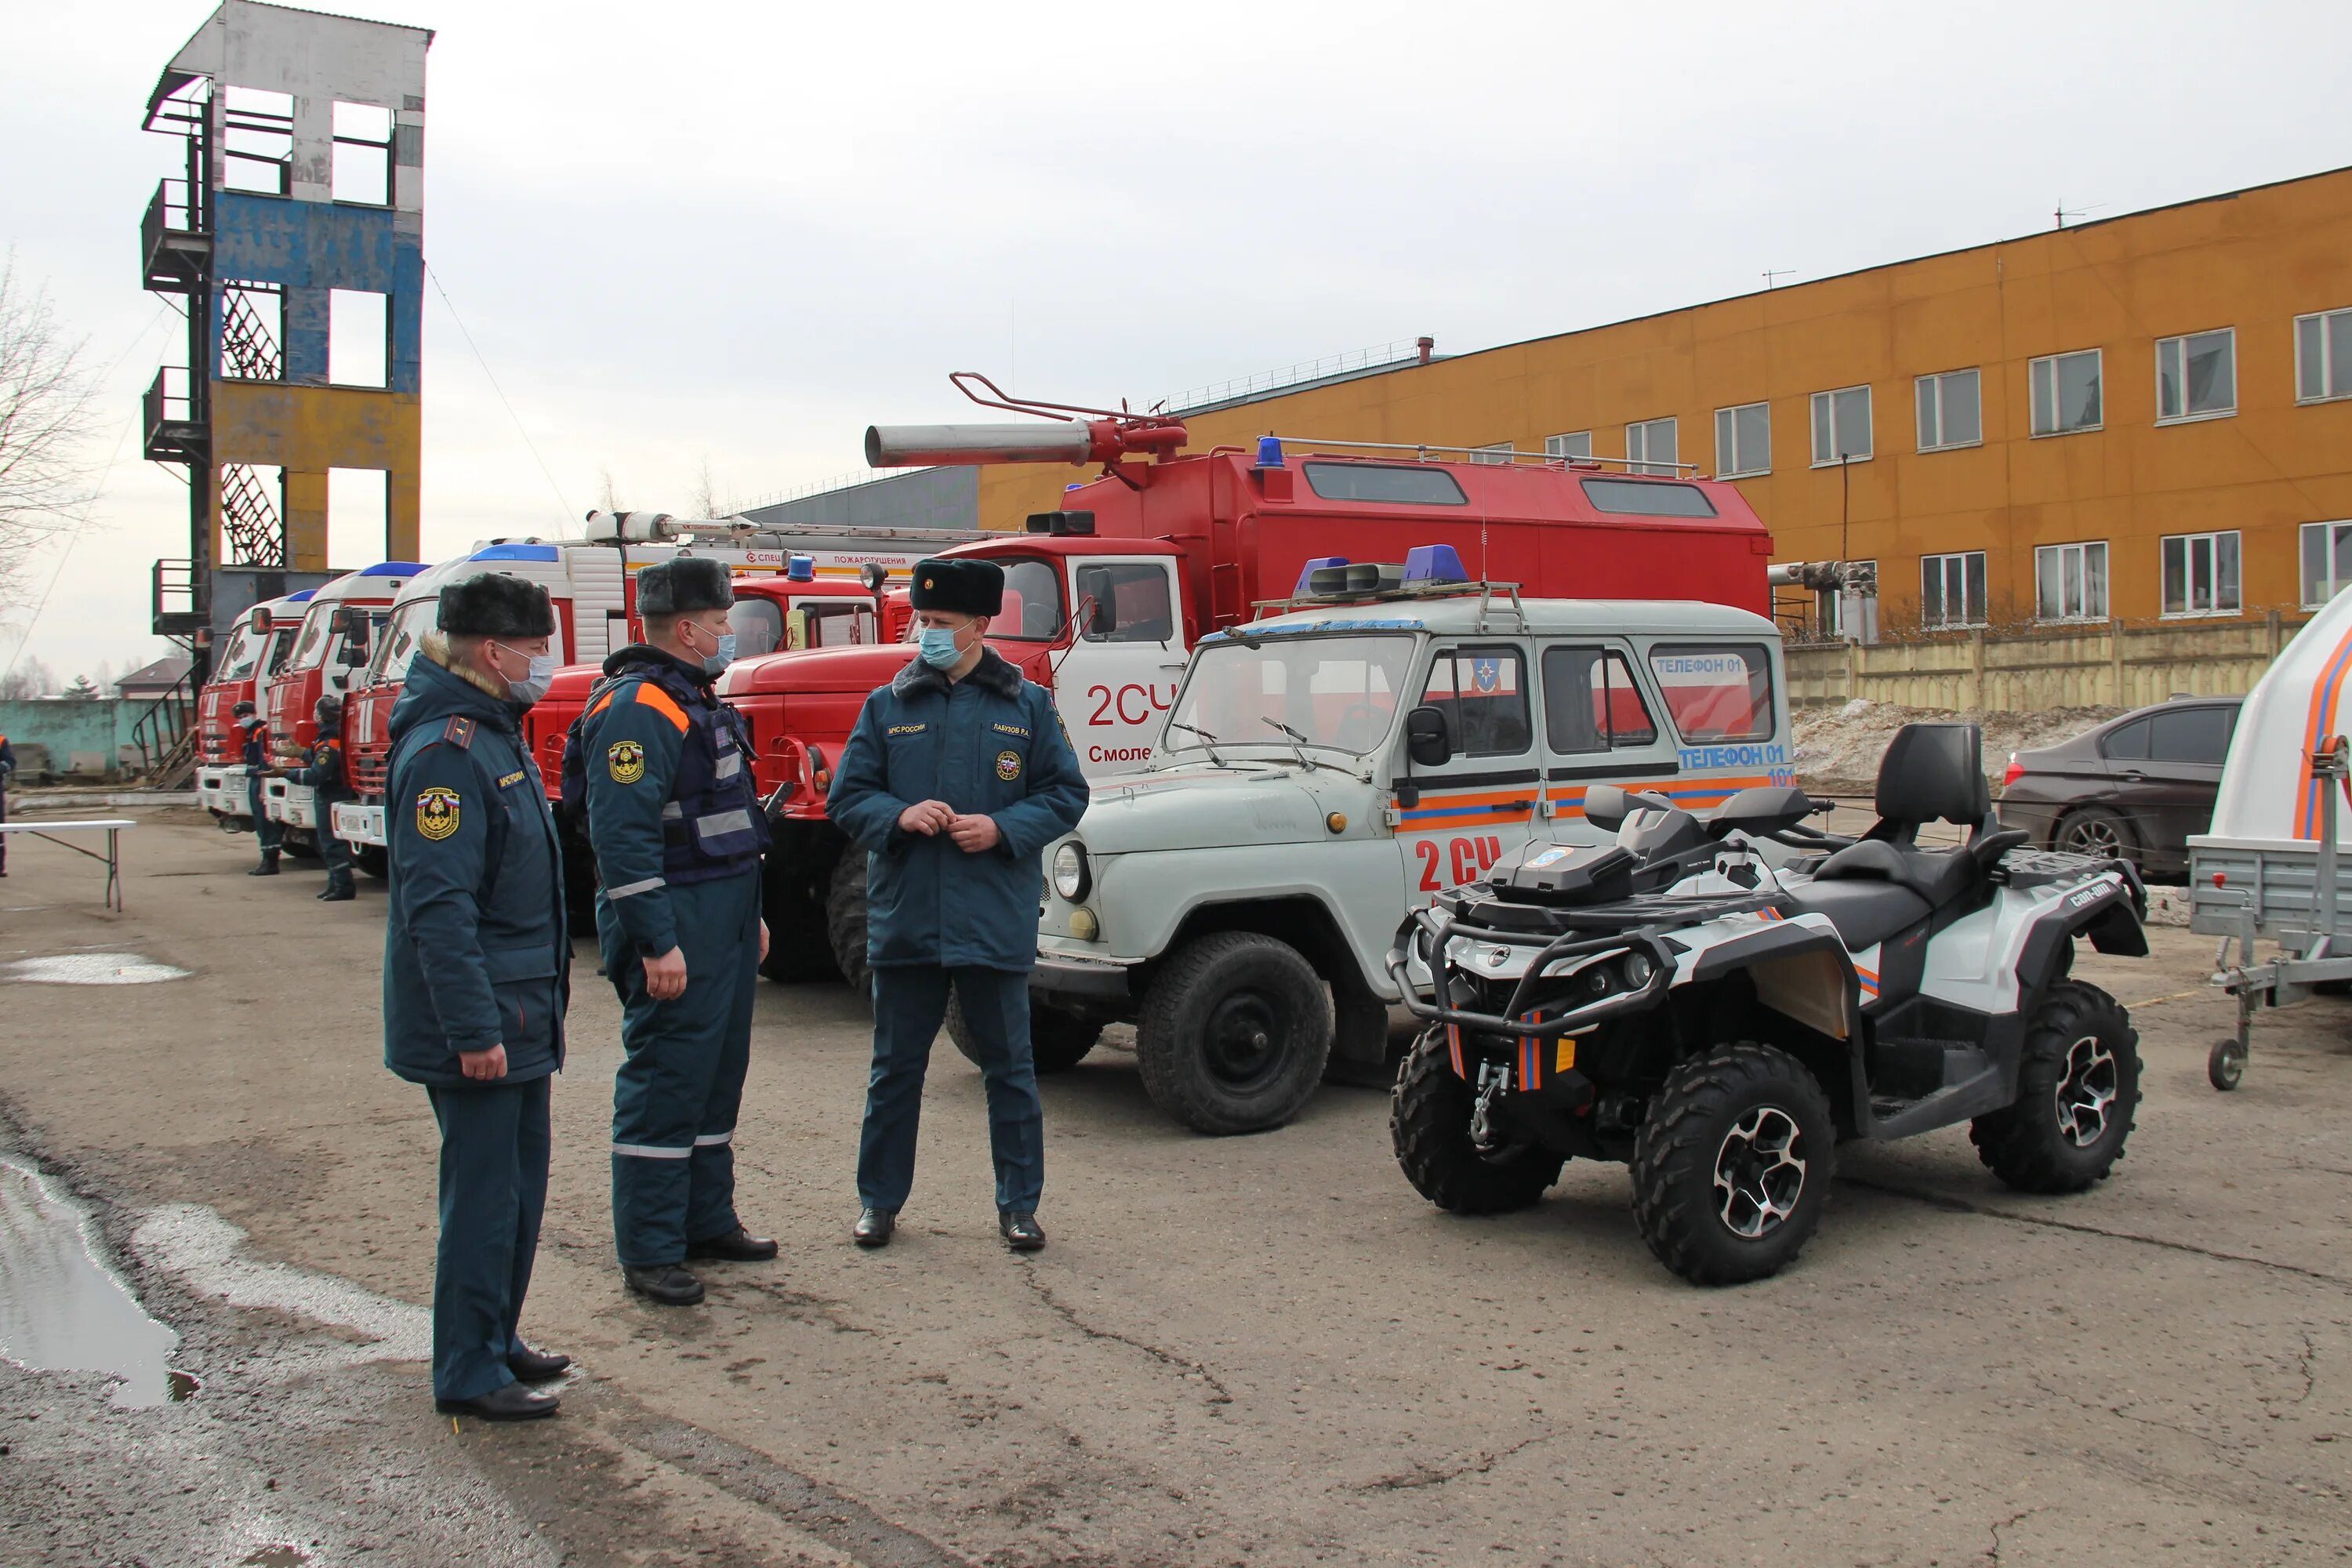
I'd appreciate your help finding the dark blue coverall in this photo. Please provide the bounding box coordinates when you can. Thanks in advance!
[828,648,1088,1216]
[284,719,354,895]
[578,646,768,1269]
[382,649,570,1403]
[242,720,284,865]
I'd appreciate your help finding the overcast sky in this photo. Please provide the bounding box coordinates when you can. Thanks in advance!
[2,0,2347,684]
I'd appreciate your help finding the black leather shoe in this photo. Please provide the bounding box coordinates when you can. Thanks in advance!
[506,1345,572,1382]
[436,1382,558,1421]
[999,1211,1046,1251]
[318,884,356,902]
[851,1207,896,1247]
[687,1227,779,1262]
[622,1263,706,1305]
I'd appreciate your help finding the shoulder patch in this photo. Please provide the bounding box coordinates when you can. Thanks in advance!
[441,716,475,749]
[608,739,647,783]
[416,786,461,840]
[627,681,691,733]
[886,723,927,737]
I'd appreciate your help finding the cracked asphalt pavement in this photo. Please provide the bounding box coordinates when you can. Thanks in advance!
[2,815,2350,1566]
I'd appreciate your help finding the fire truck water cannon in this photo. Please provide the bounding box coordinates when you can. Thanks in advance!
[864,372,1188,470]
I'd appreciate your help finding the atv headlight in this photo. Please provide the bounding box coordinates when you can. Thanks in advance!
[1051,841,1091,902]
[1621,951,1654,988]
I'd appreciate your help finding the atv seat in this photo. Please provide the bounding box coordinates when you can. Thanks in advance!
[1788,723,1995,942]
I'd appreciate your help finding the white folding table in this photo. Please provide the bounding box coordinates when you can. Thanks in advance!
[0,818,136,912]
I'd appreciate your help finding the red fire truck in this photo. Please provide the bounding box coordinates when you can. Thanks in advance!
[721,376,1777,992]
[194,586,318,830]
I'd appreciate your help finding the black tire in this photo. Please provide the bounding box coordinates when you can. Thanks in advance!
[1135,932,1331,1134]
[282,833,322,862]
[2208,1036,2247,1092]
[825,853,872,1003]
[760,868,838,983]
[2054,805,2136,862]
[1969,981,2140,1192]
[1390,1028,1564,1214]
[354,844,388,880]
[946,992,1103,1074]
[1630,1042,1836,1287]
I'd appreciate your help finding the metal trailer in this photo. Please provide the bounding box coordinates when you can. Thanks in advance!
[2188,738,2352,1091]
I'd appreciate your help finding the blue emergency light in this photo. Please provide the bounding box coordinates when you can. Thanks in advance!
[1294,556,1348,596]
[787,554,815,581]
[1404,544,1468,585]
[1256,435,1286,468]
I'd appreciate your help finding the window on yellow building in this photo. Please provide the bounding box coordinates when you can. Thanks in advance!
[1915,368,1980,451]
[2296,310,2352,404]
[2156,328,2235,423]
[1920,551,1986,630]
[2035,542,2108,621]
[2299,521,2352,607]
[1625,418,1676,476]
[1712,402,1769,477]
[1544,432,1591,461]
[1810,386,1871,465]
[2161,531,2240,618]
[2030,350,2102,435]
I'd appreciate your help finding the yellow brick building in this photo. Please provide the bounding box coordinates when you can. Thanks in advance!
[974,165,2352,633]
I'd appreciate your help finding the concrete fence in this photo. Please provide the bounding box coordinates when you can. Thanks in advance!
[0,699,185,780]
[1784,612,2310,711]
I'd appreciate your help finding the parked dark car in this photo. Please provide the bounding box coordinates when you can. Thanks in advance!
[1997,695,2242,880]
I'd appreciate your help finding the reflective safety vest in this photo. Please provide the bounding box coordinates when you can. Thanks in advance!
[561,659,769,887]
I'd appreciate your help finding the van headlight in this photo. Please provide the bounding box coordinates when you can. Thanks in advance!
[1051,841,1091,902]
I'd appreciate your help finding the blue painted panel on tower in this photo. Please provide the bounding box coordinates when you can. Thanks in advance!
[210,192,422,395]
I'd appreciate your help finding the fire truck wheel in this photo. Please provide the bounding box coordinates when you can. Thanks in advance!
[826,854,873,1004]
[1136,932,1331,1135]
[283,835,322,862]
[354,844,388,880]
[946,992,1102,1074]
[760,873,839,984]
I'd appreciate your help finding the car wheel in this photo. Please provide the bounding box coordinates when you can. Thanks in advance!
[1390,1027,1564,1214]
[1630,1041,1835,1286]
[2054,805,2134,862]
[1969,981,2140,1192]
[1136,931,1331,1134]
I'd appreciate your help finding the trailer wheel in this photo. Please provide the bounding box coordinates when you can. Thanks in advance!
[825,853,873,1003]
[1970,981,2140,1192]
[760,867,839,983]
[2207,1036,2246,1092]
[946,991,1102,1074]
[1136,931,1331,1134]
[1630,1041,1835,1286]
[1390,1028,1563,1214]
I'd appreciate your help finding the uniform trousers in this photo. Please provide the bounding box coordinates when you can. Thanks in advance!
[598,870,760,1267]
[426,1074,550,1401]
[248,775,283,854]
[858,964,1044,1214]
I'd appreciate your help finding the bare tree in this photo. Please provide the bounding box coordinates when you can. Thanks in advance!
[690,455,731,520]
[596,466,624,515]
[0,253,100,608]
[0,652,56,699]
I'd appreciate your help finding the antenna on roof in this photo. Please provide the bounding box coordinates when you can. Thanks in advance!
[2054,199,2104,230]
[1762,268,1796,289]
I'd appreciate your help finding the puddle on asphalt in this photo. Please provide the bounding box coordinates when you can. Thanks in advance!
[2,953,189,985]
[0,1159,192,1407]
[241,1548,309,1566]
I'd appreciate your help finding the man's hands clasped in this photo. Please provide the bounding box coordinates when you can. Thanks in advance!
[898,800,1000,853]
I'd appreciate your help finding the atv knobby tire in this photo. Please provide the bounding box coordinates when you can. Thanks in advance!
[947,991,1103,1074]
[1631,1041,1835,1286]
[825,853,873,1004]
[1136,931,1330,1134]
[1391,1028,1564,1213]
[1969,980,2139,1192]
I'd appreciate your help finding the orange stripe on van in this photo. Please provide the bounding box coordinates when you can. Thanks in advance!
[631,683,691,732]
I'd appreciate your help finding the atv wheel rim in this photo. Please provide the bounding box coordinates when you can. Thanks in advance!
[1713,1106,1808,1240]
[2055,1034,2118,1147]
[2060,816,2122,856]
[1202,989,1285,1091]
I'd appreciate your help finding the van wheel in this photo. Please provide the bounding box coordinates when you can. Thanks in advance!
[1136,932,1331,1134]
[1971,982,2140,1192]
[1391,1028,1563,1213]
[825,854,872,1002]
[760,868,839,983]
[1631,1041,1835,1286]
[947,992,1102,1074]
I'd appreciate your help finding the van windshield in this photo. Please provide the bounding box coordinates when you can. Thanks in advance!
[1165,633,1414,757]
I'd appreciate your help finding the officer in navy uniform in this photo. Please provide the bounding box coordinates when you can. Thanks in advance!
[284,692,356,902]
[238,700,285,876]
[828,557,1088,1252]
[383,572,572,1422]
[576,555,776,1307]
[0,727,15,876]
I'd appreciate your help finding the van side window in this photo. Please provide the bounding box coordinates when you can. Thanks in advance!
[1543,646,1659,752]
[1420,645,1531,757]
[1646,643,1773,742]
[1074,562,1177,643]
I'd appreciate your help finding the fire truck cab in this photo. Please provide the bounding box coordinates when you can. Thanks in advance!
[194,586,315,828]
[259,561,428,853]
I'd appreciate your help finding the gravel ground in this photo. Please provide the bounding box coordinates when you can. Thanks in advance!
[1,815,2349,1566]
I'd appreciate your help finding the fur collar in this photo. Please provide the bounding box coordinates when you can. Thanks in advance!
[891,645,1025,700]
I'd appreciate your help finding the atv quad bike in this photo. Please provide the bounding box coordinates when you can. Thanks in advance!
[1387,722,2150,1286]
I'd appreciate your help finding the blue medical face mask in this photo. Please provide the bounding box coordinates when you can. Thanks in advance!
[497,645,558,707]
[704,633,736,677]
[918,625,963,668]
